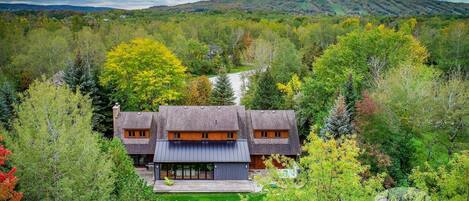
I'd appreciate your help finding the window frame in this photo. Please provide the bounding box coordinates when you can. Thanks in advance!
[202,132,209,139]
[174,132,181,140]
[274,131,281,138]
[227,132,234,139]
[261,131,268,138]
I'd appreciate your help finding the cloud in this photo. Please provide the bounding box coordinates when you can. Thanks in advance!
[0,0,202,9]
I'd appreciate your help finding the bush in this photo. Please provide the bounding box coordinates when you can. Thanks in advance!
[164,177,174,186]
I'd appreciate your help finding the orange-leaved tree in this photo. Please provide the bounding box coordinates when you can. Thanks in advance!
[0,136,22,201]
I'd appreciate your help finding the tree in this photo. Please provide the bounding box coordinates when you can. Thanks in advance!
[210,72,235,105]
[11,28,72,78]
[321,95,353,139]
[343,74,357,123]
[100,138,155,201]
[8,80,114,200]
[185,76,212,105]
[300,24,428,128]
[271,38,305,83]
[410,152,469,201]
[0,135,22,201]
[100,38,187,111]
[64,52,113,137]
[277,74,302,109]
[75,27,106,70]
[0,82,17,130]
[257,133,384,201]
[249,71,283,110]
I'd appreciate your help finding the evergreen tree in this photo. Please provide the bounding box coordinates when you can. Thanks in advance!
[210,72,235,105]
[64,52,113,137]
[251,71,282,110]
[321,95,353,139]
[343,74,357,123]
[0,82,17,130]
[8,80,114,200]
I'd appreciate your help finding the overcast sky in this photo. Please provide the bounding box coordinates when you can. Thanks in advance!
[0,0,203,9]
[0,0,468,10]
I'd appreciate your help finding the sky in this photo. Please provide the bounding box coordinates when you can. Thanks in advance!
[0,0,203,9]
[0,0,467,10]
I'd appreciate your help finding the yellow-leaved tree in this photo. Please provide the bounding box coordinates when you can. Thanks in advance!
[101,38,186,111]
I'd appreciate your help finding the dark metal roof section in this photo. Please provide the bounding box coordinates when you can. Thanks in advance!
[161,106,240,131]
[250,110,291,130]
[121,112,154,129]
[153,140,251,163]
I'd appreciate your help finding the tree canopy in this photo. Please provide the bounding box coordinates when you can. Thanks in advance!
[101,38,187,111]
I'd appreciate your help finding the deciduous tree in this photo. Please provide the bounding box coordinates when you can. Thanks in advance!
[101,38,187,111]
[185,76,212,105]
[8,80,114,200]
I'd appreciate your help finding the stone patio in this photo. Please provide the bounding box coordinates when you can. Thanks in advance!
[154,180,260,193]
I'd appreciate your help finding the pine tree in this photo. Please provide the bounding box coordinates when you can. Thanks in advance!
[251,71,282,109]
[8,80,114,200]
[210,72,235,105]
[321,95,353,139]
[343,74,357,123]
[0,82,17,130]
[64,52,113,137]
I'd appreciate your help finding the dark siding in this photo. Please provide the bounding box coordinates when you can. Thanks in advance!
[154,163,160,180]
[214,163,249,180]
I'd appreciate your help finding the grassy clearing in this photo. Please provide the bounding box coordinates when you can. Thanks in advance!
[158,193,264,201]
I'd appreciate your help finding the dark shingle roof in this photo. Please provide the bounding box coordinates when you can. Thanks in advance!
[250,110,291,130]
[121,112,154,129]
[247,110,301,156]
[162,106,240,131]
[153,140,250,163]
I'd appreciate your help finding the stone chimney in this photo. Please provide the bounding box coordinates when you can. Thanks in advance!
[112,103,120,137]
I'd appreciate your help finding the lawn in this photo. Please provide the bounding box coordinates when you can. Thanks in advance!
[158,193,264,201]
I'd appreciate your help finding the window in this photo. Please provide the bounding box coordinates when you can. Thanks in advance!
[202,132,209,139]
[125,129,149,138]
[174,132,181,139]
[227,132,234,139]
[275,131,281,138]
[261,131,268,138]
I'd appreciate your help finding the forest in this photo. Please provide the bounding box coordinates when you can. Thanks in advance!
[0,9,468,201]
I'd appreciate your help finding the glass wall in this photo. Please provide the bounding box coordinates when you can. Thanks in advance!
[159,163,214,180]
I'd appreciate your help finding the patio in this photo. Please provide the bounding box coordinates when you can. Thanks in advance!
[154,180,261,193]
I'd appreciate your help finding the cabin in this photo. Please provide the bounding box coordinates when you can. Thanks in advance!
[113,105,301,180]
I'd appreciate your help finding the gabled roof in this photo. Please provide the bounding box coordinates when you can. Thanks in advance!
[161,106,240,131]
[121,112,154,129]
[250,110,291,130]
[153,140,251,163]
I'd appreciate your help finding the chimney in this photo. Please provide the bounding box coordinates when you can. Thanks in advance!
[112,103,120,137]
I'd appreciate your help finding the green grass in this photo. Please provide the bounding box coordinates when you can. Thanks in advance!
[158,193,264,201]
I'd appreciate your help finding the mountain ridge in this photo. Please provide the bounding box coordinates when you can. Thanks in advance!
[0,3,114,12]
[151,0,469,16]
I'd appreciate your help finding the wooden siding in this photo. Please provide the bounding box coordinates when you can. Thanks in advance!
[167,131,238,141]
[254,130,289,139]
[249,155,295,169]
[124,129,150,139]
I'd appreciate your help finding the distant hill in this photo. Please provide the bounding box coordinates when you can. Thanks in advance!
[0,3,113,12]
[151,0,469,16]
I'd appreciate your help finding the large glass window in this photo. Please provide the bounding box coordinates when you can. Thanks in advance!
[159,163,214,180]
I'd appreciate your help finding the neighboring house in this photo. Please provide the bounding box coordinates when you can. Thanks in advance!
[113,105,301,180]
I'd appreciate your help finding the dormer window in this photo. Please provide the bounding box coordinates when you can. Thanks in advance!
[174,132,181,139]
[227,132,234,139]
[124,129,149,138]
[202,132,209,139]
[275,131,281,138]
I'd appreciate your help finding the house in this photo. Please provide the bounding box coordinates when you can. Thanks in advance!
[113,105,301,180]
